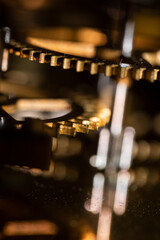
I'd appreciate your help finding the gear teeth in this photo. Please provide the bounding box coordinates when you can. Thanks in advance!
[112,64,119,76]
[39,53,52,63]
[76,60,91,72]
[59,125,76,136]
[73,122,89,133]
[146,68,160,82]
[90,62,99,75]
[76,60,85,72]
[58,121,76,136]
[133,67,146,81]
[104,64,119,77]
[105,65,113,77]
[57,106,108,135]
[119,66,133,79]
[69,119,89,133]
[90,62,104,75]
[29,50,42,61]
[7,39,160,82]
[87,120,99,130]
[63,57,77,69]
[75,116,99,130]
[50,55,64,67]
[20,48,33,58]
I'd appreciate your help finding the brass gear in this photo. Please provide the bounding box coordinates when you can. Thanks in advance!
[4,39,160,136]
[7,40,160,82]
[2,96,111,137]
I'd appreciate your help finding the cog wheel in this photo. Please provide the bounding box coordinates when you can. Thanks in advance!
[7,40,160,82]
